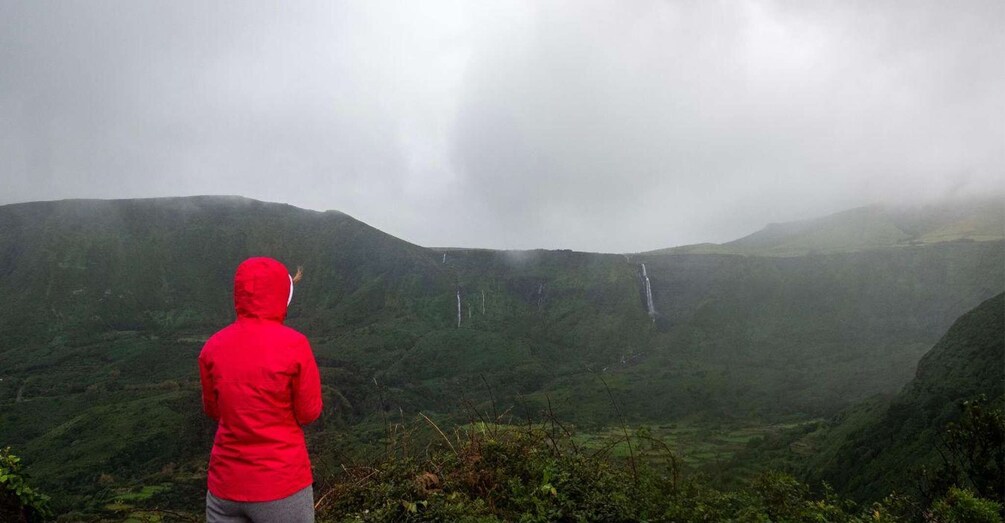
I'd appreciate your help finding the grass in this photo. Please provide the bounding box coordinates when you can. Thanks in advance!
[0,197,1001,518]
[574,419,821,470]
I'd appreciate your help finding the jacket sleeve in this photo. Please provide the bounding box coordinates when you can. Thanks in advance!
[198,347,220,421]
[292,337,323,425]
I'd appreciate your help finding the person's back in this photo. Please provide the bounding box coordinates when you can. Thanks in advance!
[199,257,322,522]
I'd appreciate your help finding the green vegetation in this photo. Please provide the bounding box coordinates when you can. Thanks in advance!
[810,293,1005,503]
[929,487,1003,523]
[1,447,52,522]
[0,196,1001,518]
[318,420,882,522]
[655,199,1004,257]
[315,411,1002,522]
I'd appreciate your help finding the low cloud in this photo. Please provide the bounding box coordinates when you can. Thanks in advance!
[1,1,1002,251]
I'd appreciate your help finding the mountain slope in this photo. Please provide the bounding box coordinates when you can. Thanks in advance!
[653,198,1003,257]
[0,196,1001,514]
[809,293,1005,501]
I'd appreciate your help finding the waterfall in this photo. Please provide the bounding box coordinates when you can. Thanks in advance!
[641,263,656,321]
[456,290,462,328]
[443,253,447,264]
[481,290,486,315]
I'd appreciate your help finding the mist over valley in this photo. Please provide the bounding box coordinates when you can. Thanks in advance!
[2,0,1003,519]
[0,195,1001,519]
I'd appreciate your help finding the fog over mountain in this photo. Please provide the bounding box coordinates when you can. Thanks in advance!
[1,1,1002,251]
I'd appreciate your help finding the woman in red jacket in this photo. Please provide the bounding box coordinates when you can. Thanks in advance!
[199,257,323,522]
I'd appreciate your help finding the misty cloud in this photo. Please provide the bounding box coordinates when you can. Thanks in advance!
[1,1,1002,252]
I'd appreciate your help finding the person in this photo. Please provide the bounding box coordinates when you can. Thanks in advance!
[198,257,322,522]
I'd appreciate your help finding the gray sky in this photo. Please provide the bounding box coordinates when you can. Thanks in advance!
[1,1,1002,252]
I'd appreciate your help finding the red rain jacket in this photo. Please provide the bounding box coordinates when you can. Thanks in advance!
[198,257,323,502]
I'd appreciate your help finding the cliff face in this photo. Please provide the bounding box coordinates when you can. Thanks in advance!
[813,293,1004,501]
[0,196,1001,510]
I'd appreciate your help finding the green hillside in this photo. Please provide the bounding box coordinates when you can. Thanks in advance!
[0,196,1001,516]
[655,198,1004,257]
[808,292,1005,502]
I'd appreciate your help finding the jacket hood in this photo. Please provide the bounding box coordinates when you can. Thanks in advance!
[234,257,292,322]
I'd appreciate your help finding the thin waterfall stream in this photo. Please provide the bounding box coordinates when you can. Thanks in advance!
[641,263,656,321]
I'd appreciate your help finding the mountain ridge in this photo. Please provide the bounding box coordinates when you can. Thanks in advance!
[647,198,1003,257]
[6,194,999,256]
[0,195,1001,514]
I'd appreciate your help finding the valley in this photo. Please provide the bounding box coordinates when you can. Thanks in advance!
[0,196,1001,519]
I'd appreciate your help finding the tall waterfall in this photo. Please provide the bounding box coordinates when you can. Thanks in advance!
[456,290,462,328]
[443,253,447,264]
[641,263,656,321]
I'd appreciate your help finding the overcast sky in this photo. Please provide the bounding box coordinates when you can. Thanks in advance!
[1,1,1002,252]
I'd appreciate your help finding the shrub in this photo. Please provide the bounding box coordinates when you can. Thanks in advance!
[319,426,675,522]
[0,447,53,522]
[315,420,881,522]
[927,487,1002,523]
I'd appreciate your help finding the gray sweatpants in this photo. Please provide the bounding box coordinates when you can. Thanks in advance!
[206,485,314,523]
